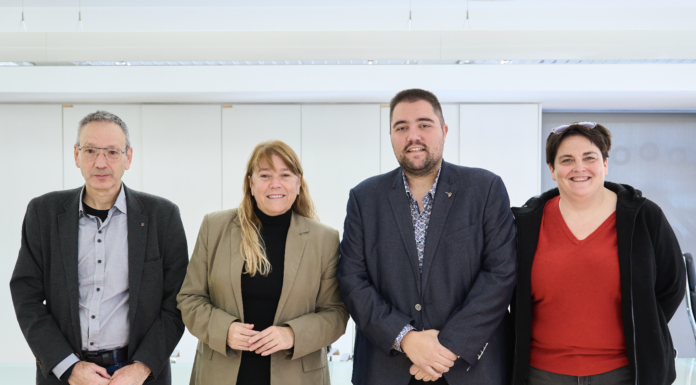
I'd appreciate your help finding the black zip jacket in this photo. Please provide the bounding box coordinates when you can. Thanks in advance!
[510,182,685,385]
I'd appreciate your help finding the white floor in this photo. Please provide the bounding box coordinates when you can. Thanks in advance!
[0,361,353,385]
[3,360,696,384]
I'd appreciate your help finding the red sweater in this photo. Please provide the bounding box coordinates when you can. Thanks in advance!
[529,196,629,376]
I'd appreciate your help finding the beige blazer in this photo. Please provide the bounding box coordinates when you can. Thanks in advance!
[177,208,349,385]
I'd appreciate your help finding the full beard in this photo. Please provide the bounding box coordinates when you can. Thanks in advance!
[398,149,442,178]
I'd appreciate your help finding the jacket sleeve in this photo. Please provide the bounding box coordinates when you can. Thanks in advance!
[177,214,240,357]
[10,199,78,379]
[284,229,349,360]
[130,205,189,380]
[437,176,518,368]
[337,189,414,356]
[651,204,685,321]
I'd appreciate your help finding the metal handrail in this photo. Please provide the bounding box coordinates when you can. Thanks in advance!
[683,254,696,340]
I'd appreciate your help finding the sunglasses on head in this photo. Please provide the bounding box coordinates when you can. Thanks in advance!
[551,121,597,134]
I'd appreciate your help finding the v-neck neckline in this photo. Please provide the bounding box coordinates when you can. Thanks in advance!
[552,196,616,245]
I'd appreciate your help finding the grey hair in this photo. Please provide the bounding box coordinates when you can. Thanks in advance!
[76,110,131,149]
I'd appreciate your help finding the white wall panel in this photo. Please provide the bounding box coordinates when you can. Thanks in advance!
[302,104,380,357]
[460,104,541,207]
[221,105,301,209]
[380,103,460,174]
[441,104,460,165]
[142,104,222,364]
[63,105,143,191]
[380,105,397,174]
[302,104,381,232]
[0,105,63,364]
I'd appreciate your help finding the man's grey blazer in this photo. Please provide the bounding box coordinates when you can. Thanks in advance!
[10,184,189,384]
[337,161,517,385]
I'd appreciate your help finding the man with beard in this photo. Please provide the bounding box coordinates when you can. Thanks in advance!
[337,89,517,385]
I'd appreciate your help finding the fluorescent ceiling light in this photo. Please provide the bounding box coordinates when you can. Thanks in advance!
[1,60,694,67]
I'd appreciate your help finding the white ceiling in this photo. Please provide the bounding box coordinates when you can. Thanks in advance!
[1,1,696,31]
[4,30,695,63]
[2,64,695,110]
[1,0,695,108]
[1,0,694,7]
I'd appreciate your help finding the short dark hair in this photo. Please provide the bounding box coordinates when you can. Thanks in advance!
[546,123,612,168]
[389,88,445,129]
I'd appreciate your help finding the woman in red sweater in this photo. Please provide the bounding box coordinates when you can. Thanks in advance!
[511,122,685,385]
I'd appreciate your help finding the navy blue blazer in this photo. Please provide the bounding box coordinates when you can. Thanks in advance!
[337,161,517,385]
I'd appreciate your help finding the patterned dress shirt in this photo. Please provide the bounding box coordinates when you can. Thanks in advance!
[392,167,441,352]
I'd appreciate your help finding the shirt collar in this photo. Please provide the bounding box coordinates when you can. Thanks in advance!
[402,166,442,200]
[78,183,127,216]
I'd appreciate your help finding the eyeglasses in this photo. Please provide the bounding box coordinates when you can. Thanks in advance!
[78,146,126,162]
[551,121,597,134]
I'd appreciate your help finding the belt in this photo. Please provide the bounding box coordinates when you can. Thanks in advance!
[82,346,128,367]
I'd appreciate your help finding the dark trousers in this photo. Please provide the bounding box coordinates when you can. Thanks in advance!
[527,366,632,385]
[409,376,449,384]
[104,354,128,376]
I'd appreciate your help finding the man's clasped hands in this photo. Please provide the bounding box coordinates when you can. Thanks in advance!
[228,321,455,383]
[401,329,457,382]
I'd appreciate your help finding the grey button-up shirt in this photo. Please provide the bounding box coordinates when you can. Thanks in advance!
[53,185,130,378]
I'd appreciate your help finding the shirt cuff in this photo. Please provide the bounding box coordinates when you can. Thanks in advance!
[52,353,80,379]
[392,324,416,353]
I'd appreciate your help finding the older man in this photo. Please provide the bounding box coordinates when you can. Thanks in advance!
[337,89,517,384]
[10,111,188,385]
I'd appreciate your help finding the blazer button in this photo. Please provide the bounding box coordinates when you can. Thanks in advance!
[415,304,422,311]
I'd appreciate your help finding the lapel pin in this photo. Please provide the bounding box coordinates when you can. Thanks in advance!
[446,192,452,198]
[141,223,145,226]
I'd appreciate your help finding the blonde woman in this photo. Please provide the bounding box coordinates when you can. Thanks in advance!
[177,140,349,385]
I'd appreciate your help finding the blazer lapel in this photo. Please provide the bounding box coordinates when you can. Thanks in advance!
[229,219,245,322]
[125,186,148,331]
[57,190,83,349]
[387,170,422,295]
[421,163,457,290]
[273,212,308,325]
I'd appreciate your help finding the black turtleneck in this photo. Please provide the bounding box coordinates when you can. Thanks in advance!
[236,204,292,385]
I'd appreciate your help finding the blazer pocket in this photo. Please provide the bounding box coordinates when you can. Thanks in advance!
[301,349,327,372]
[445,224,478,239]
[197,342,214,360]
[142,257,163,269]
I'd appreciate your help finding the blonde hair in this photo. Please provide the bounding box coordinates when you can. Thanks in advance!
[238,140,318,276]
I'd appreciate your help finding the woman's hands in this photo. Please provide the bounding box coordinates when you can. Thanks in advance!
[248,326,295,356]
[227,322,259,351]
[228,323,295,356]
